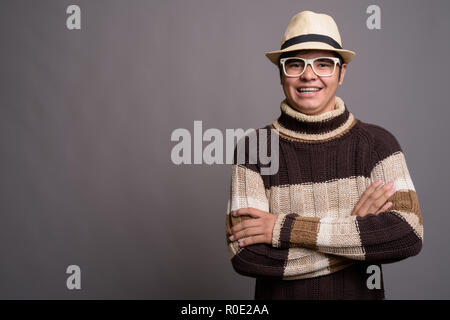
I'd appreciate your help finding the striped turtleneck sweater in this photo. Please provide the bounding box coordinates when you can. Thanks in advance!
[225,96,423,300]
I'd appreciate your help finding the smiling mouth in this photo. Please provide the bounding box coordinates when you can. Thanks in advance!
[296,87,323,97]
[297,87,322,93]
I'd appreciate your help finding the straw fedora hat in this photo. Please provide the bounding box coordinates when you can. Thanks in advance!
[265,10,355,66]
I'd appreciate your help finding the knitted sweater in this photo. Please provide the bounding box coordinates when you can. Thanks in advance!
[225,96,423,299]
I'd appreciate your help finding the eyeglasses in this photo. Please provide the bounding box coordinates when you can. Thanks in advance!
[280,57,341,77]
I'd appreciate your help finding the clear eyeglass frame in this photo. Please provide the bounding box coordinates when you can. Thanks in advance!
[279,56,341,78]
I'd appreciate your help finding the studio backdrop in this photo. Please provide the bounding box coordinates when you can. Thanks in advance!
[0,0,449,299]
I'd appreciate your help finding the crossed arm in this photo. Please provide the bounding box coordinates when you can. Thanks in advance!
[228,178,396,247]
[226,139,423,279]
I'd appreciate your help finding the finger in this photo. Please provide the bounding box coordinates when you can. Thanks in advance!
[371,181,395,201]
[370,186,396,213]
[231,226,264,241]
[353,179,383,213]
[233,207,263,218]
[375,202,393,215]
[358,181,393,215]
[230,218,260,234]
[239,234,267,247]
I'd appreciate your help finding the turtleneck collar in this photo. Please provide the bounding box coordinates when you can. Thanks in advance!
[271,96,358,143]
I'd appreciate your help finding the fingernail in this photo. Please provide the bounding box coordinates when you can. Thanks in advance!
[387,181,393,187]
[229,235,234,241]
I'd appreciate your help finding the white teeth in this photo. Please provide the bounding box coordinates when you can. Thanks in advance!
[298,88,320,92]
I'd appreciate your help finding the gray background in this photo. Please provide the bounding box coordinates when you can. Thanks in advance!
[0,0,448,299]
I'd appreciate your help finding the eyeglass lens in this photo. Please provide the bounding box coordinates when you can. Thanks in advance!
[284,58,336,76]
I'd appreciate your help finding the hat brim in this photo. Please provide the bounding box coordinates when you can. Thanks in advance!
[265,42,355,65]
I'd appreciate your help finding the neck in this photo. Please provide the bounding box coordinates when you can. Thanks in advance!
[271,96,357,143]
[289,96,336,115]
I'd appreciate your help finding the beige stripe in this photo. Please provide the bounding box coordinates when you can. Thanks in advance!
[229,165,269,212]
[370,151,423,238]
[269,176,370,218]
[271,213,287,248]
[316,216,365,259]
[370,151,416,191]
[227,165,270,259]
[284,248,330,278]
[283,249,355,280]
[268,162,419,220]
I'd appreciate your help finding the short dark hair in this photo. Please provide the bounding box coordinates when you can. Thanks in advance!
[278,50,343,81]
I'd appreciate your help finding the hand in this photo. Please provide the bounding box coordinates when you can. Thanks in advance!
[228,207,276,247]
[351,179,395,217]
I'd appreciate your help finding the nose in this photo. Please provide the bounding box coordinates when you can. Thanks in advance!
[300,63,316,80]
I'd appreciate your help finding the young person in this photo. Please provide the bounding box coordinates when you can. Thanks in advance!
[225,10,423,300]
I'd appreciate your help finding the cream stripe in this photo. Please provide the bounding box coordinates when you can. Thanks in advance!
[316,216,360,246]
[370,151,416,191]
[271,213,287,248]
[267,174,415,218]
[229,164,269,212]
[284,247,330,278]
[316,216,334,246]
[318,246,366,260]
[269,176,369,218]
[316,216,365,259]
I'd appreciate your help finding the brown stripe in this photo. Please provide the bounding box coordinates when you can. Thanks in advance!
[389,190,422,225]
[270,117,358,143]
[289,217,320,249]
[266,127,371,186]
[278,108,350,135]
[231,245,286,279]
[357,211,422,262]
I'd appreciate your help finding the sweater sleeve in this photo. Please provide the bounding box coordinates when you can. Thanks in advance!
[271,125,423,264]
[225,131,355,279]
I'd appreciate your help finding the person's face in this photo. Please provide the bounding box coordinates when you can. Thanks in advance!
[280,49,347,115]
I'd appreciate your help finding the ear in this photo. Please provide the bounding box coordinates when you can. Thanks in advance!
[338,64,348,86]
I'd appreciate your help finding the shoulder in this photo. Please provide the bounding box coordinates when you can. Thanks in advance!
[356,120,403,161]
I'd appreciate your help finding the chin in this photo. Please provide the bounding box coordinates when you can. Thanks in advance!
[290,97,320,111]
